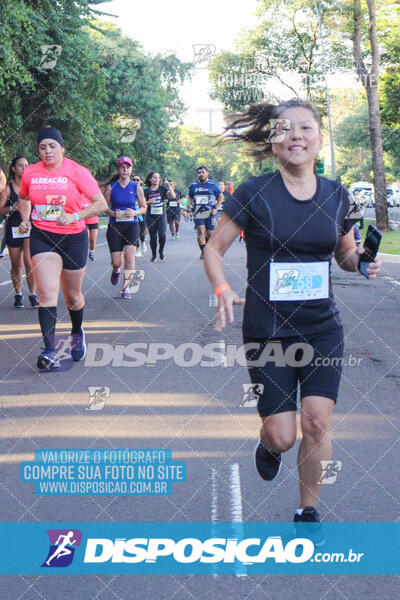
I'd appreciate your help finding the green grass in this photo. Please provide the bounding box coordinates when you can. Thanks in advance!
[361,219,400,254]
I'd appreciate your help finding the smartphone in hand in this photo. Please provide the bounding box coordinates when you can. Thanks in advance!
[358,224,382,278]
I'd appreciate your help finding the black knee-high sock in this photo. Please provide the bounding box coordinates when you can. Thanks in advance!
[159,235,166,255]
[199,243,205,254]
[69,307,84,334]
[38,306,57,349]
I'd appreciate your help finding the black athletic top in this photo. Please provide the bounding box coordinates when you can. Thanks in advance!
[223,171,356,339]
[144,186,168,218]
[7,183,22,227]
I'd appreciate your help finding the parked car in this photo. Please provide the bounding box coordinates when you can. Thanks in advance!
[387,188,396,207]
[349,182,374,207]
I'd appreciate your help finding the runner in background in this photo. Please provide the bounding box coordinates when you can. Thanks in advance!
[0,156,38,308]
[18,126,107,370]
[0,168,7,257]
[217,180,232,219]
[105,157,146,298]
[133,174,147,256]
[189,166,223,260]
[166,181,182,239]
[83,198,99,261]
[144,172,175,262]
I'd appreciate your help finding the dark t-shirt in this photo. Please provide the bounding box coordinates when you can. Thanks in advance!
[167,189,182,209]
[223,171,355,339]
[144,186,168,218]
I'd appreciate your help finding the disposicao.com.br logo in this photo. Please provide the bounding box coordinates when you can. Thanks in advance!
[83,535,314,565]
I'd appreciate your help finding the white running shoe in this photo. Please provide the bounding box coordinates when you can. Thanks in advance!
[141,242,147,254]
[136,248,142,258]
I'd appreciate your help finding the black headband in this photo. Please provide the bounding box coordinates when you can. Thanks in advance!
[37,127,64,147]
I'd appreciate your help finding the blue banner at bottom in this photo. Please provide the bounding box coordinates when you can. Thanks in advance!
[0,522,399,574]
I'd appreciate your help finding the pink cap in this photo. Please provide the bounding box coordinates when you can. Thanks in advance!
[117,156,132,167]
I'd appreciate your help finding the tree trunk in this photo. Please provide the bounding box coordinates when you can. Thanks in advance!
[366,84,388,231]
[352,0,388,232]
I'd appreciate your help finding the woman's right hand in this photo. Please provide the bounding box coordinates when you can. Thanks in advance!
[215,289,245,332]
[115,209,122,219]
[18,220,30,234]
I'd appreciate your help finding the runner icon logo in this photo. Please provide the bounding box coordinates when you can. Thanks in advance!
[318,460,342,485]
[41,529,82,568]
[240,383,264,408]
[54,336,73,362]
[273,269,299,294]
[123,269,145,293]
[267,119,291,143]
[192,44,216,68]
[39,45,62,70]
[86,386,110,411]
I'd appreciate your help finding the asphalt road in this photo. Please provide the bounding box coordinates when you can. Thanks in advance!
[0,220,399,598]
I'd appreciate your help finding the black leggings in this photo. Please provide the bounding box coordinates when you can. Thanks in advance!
[147,214,167,257]
[139,214,147,243]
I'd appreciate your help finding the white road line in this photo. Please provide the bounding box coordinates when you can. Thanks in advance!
[0,274,25,286]
[230,462,247,577]
[383,275,400,287]
[211,467,218,578]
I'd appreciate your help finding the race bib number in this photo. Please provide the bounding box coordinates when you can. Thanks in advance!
[12,225,30,239]
[196,195,210,206]
[116,210,135,222]
[269,261,329,301]
[34,204,63,221]
[169,201,178,207]
[151,205,163,215]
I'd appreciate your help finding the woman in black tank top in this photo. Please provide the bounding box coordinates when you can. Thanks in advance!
[0,156,38,308]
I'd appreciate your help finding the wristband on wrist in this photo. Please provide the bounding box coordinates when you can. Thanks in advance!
[214,283,231,297]
[73,212,80,221]
[9,206,12,214]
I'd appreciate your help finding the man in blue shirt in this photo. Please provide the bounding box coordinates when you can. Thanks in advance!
[188,166,223,259]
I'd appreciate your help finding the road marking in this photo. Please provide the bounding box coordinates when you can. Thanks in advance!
[383,275,400,287]
[211,467,218,578]
[230,463,247,577]
[0,274,26,286]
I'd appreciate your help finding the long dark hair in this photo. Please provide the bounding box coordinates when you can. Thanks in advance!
[219,99,321,161]
[9,156,26,180]
[145,171,160,188]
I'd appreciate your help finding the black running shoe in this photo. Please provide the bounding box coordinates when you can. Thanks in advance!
[150,256,157,263]
[29,293,39,308]
[159,252,165,261]
[294,506,325,547]
[14,294,23,308]
[254,440,281,481]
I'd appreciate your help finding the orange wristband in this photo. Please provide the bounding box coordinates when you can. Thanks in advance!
[214,283,231,297]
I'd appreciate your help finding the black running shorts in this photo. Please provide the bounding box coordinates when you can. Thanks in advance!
[244,326,344,417]
[106,221,140,253]
[30,224,88,270]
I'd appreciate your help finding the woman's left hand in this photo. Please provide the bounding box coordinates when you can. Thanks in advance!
[356,246,381,279]
[125,208,136,218]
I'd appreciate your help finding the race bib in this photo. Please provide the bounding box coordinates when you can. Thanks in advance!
[169,201,178,207]
[12,225,30,239]
[116,210,135,222]
[196,195,210,206]
[269,261,329,301]
[34,204,63,221]
[151,205,163,215]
